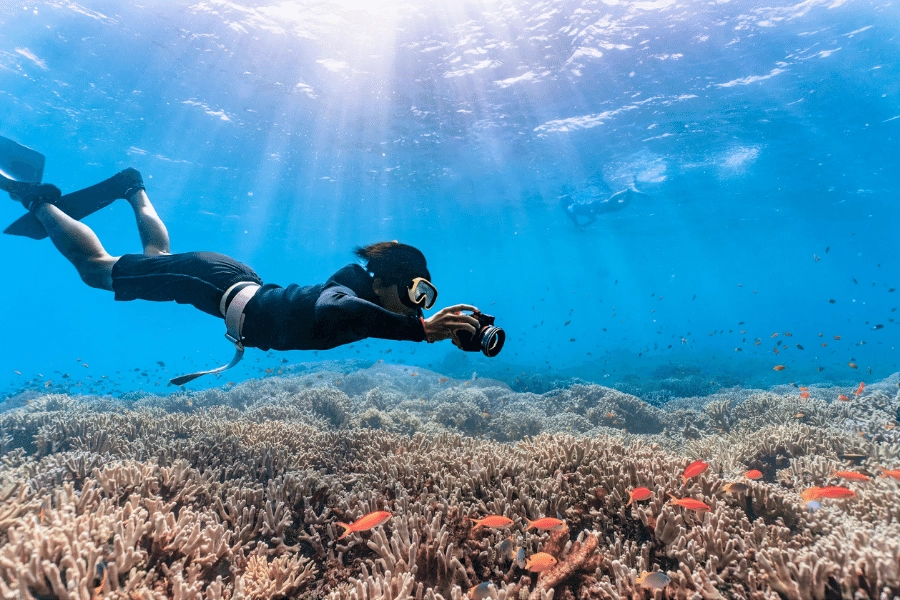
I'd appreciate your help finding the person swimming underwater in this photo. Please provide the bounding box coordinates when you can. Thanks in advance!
[560,181,649,228]
[2,155,488,385]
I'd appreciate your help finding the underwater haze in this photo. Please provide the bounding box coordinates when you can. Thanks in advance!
[1,0,899,395]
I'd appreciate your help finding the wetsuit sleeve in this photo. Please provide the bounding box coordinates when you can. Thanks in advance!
[314,287,426,342]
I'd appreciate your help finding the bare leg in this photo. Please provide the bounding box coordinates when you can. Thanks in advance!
[31,204,116,290]
[127,190,170,255]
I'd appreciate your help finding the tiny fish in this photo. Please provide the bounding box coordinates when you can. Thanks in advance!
[524,552,557,572]
[828,299,836,304]
[796,344,804,350]
[879,468,900,481]
[802,486,856,501]
[784,332,793,337]
[626,487,652,506]
[834,335,841,340]
[825,246,830,253]
[682,459,709,483]
[516,547,526,569]
[525,517,566,531]
[497,537,516,561]
[838,394,850,401]
[92,561,108,600]
[745,469,763,480]
[336,511,392,539]
[469,582,495,600]
[872,324,884,330]
[635,571,671,590]
[854,382,865,396]
[833,470,871,482]
[668,495,710,512]
[438,377,449,383]
[773,365,786,371]
[771,332,779,338]
[800,391,810,399]
[470,515,513,530]
[724,482,749,494]
[848,362,858,369]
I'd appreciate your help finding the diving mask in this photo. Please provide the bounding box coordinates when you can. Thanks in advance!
[405,277,438,310]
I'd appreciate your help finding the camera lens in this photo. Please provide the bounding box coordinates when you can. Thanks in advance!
[479,326,505,357]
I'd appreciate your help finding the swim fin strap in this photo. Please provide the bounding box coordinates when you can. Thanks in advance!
[5,169,144,239]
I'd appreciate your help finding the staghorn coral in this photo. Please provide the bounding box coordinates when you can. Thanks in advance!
[0,369,899,600]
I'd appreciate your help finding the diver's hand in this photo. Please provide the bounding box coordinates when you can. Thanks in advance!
[423,304,479,347]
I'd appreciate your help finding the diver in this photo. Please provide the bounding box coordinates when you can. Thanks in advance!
[559,181,649,228]
[1,137,502,385]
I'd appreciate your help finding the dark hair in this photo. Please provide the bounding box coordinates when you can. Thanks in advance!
[354,241,431,285]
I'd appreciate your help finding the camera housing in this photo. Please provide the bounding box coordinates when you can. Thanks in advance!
[455,311,505,357]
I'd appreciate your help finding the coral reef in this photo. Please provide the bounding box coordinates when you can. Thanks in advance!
[0,364,898,599]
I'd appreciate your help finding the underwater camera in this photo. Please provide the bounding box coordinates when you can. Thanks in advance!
[456,311,505,357]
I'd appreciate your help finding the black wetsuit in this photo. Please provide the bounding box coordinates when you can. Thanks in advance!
[111,252,426,351]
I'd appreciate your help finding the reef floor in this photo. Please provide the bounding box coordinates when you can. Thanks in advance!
[1,363,899,600]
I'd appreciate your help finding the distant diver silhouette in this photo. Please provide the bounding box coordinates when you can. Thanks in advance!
[560,182,649,228]
[1,135,504,386]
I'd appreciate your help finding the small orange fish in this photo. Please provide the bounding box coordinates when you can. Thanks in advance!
[834,335,841,340]
[821,343,827,347]
[626,487,652,506]
[848,362,858,369]
[470,515,514,530]
[854,382,865,396]
[833,470,871,482]
[817,486,856,499]
[771,332,780,338]
[524,552,558,572]
[799,386,808,391]
[879,468,900,481]
[336,511,393,539]
[438,377,450,383]
[800,391,810,399]
[724,482,749,494]
[668,495,710,512]
[410,372,418,377]
[682,460,709,483]
[838,394,850,401]
[784,332,793,337]
[773,365,786,371]
[795,413,805,419]
[800,486,823,502]
[745,469,763,480]
[525,517,566,531]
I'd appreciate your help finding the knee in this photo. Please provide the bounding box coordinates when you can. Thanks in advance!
[77,257,115,291]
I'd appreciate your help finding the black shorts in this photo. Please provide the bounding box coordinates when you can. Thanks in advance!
[111,252,263,317]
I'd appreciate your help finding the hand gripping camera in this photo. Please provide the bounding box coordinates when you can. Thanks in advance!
[455,311,505,357]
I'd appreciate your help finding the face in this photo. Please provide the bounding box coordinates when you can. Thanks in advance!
[372,279,418,317]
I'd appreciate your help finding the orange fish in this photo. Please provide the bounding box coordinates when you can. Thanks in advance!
[470,515,514,530]
[525,517,566,531]
[799,386,808,391]
[336,511,393,539]
[879,468,900,481]
[438,377,450,383]
[682,460,709,483]
[848,362,858,369]
[524,552,557,572]
[854,382,865,396]
[745,469,763,480]
[770,333,779,338]
[800,486,822,502]
[838,394,850,401]
[626,487,652,506]
[802,486,856,501]
[92,563,108,600]
[834,335,841,340]
[668,495,710,512]
[773,365,786,371]
[833,470,871,482]
[800,391,810,399]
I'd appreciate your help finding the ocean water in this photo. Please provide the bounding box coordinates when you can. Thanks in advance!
[3,4,900,599]
[1,1,898,397]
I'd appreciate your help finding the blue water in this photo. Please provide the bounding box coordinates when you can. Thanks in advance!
[1,0,898,398]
